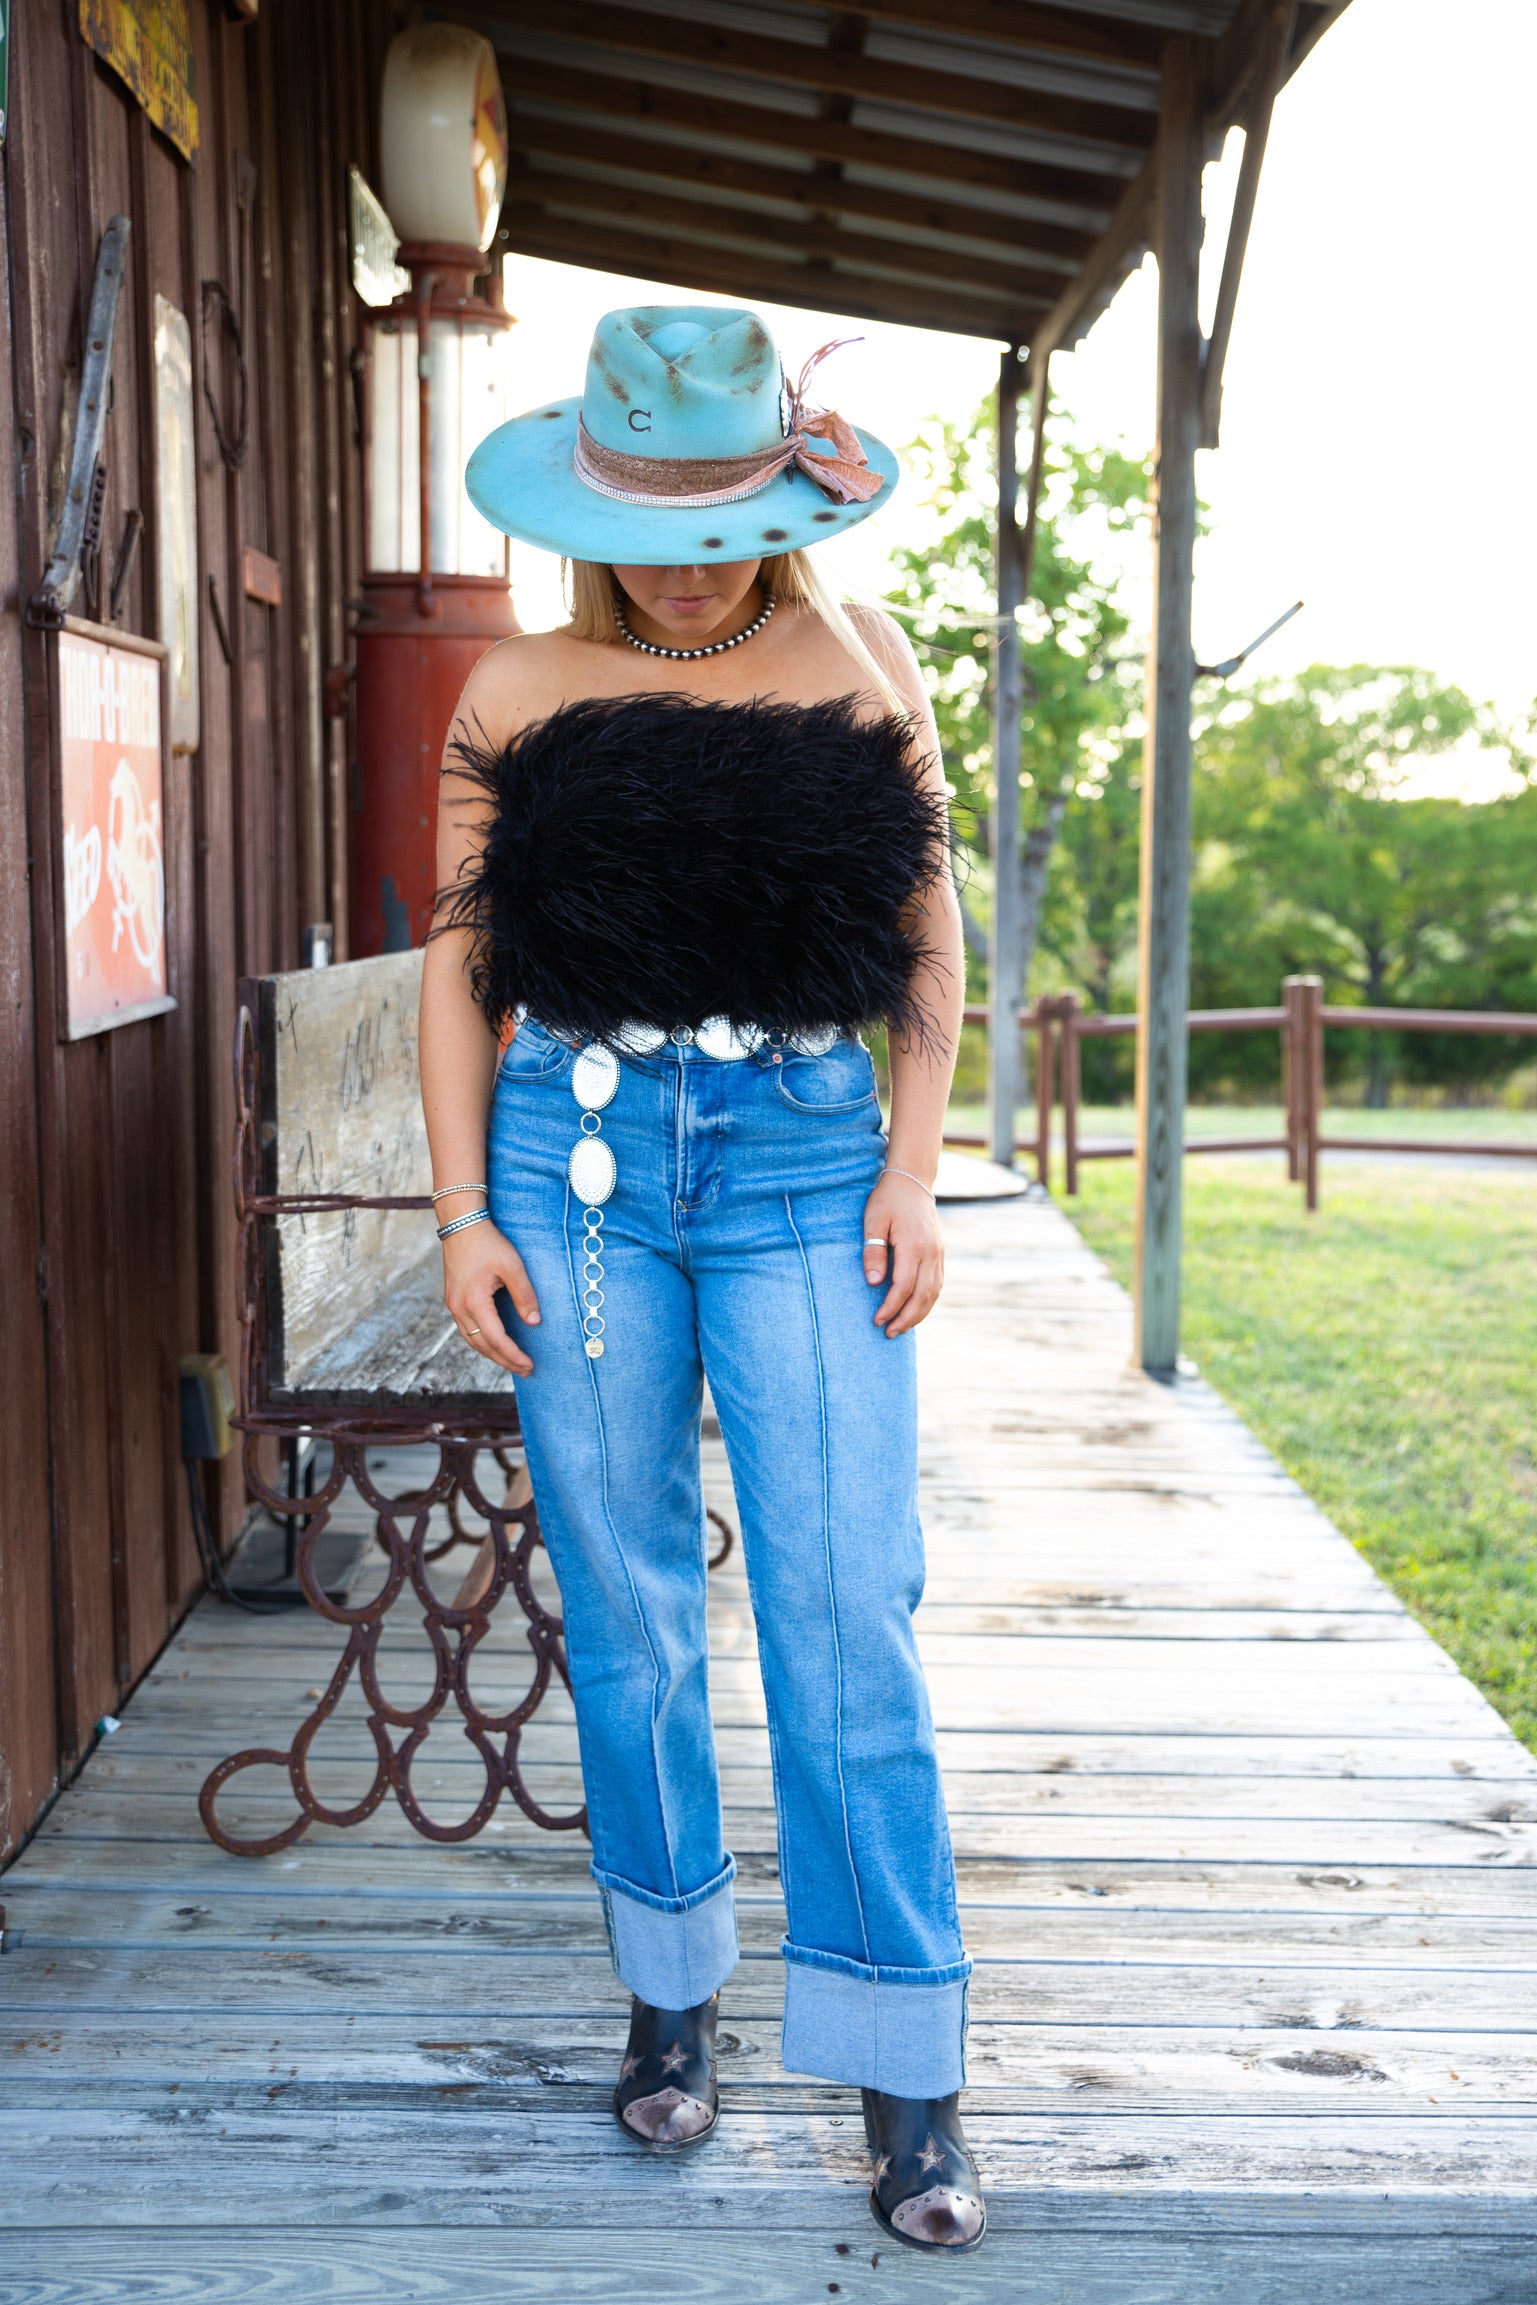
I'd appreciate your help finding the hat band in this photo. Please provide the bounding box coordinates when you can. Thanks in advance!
[574,419,795,509]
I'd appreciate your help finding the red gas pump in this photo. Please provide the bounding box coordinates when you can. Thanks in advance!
[349,26,521,957]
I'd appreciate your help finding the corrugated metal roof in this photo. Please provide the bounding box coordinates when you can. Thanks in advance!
[473,0,1350,347]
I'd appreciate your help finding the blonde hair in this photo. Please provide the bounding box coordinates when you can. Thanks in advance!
[565,550,904,715]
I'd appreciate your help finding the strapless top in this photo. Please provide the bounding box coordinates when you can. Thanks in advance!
[439,693,947,1049]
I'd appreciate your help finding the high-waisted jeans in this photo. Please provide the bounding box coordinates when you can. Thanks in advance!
[488,1020,969,2096]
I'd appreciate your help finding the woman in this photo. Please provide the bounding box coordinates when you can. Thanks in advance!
[419,305,983,2253]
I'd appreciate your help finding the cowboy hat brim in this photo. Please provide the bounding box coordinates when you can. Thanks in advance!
[465,396,900,563]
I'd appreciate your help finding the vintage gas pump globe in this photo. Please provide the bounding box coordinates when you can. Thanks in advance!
[350,24,521,957]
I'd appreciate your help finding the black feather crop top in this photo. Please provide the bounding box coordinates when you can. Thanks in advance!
[439,693,948,1048]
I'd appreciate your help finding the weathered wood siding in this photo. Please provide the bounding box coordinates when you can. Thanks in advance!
[0,0,386,1856]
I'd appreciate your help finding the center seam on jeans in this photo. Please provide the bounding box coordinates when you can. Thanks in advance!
[562,1184,682,1904]
[783,1191,871,1966]
[669,1058,691,1270]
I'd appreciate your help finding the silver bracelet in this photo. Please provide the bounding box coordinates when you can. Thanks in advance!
[431,1182,487,1203]
[437,1207,493,1240]
[880,1164,937,1203]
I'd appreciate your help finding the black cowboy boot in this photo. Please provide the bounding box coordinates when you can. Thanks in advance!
[862,2089,986,2251]
[612,1992,720,2151]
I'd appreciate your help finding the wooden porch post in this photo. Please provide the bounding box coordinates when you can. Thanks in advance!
[988,344,1024,1166]
[1133,37,1203,1374]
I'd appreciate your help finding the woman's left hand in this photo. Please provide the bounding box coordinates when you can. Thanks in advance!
[862,1170,945,1336]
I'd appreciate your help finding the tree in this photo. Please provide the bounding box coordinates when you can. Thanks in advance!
[883,401,1149,1011]
[1192,668,1537,1101]
[888,407,1537,1108]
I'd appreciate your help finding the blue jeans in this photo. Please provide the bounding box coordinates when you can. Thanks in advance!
[488,1021,969,2096]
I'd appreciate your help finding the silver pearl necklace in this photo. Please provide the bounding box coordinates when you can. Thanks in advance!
[615,594,775,660]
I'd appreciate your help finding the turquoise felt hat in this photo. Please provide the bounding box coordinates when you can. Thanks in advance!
[465,305,899,564]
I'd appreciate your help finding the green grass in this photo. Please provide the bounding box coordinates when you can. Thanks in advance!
[1066,1158,1537,1752]
[944,1100,1537,1149]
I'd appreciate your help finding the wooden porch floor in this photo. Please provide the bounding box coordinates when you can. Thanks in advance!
[3,1195,1536,2302]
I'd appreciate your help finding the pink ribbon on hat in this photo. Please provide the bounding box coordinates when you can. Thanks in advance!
[572,337,883,511]
[781,338,884,506]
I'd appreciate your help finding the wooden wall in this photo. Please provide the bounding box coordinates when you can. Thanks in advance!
[0,0,392,1858]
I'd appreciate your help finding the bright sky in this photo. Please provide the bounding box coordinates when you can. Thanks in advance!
[497,0,1535,794]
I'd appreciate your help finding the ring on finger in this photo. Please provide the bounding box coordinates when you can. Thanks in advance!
[464,1325,482,1337]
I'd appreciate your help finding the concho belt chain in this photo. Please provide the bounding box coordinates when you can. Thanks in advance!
[563,1018,840,1361]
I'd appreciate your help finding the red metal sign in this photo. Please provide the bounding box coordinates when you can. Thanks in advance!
[57,624,174,1038]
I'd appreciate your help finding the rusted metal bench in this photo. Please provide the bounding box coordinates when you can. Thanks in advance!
[199,950,577,1857]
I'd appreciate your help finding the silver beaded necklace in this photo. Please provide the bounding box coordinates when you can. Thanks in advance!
[615,593,775,661]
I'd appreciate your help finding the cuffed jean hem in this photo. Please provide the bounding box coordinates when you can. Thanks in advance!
[593,1856,739,2010]
[779,1940,971,2096]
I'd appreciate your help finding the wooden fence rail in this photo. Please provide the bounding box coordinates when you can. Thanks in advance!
[950,978,1537,1208]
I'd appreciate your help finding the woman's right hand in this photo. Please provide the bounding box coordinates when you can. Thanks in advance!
[443,1223,541,1375]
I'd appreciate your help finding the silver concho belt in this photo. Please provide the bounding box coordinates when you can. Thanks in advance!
[528,1015,843,1361]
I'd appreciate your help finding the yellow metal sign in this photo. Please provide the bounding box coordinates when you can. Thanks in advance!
[78,0,198,163]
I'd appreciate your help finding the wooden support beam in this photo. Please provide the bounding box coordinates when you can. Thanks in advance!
[1199,1,1294,449]
[988,347,1025,1167]
[1209,0,1348,123]
[505,115,1094,267]
[505,163,1069,310]
[811,0,1166,73]
[1132,36,1204,1377]
[500,56,1127,216]
[988,346,1053,1167]
[1028,154,1156,364]
[1017,348,1053,601]
[499,206,1036,341]
[500,3,1158,155]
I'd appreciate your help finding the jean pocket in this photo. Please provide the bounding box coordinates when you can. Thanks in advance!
[773,1043,879,1115]
[495,1019,574,1084]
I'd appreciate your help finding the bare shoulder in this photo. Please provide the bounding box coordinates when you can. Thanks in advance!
[844,600,930,716]
[846,600,920,671]
[451,627,612,748]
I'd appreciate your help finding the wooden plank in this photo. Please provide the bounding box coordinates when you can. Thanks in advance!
[7,2224,1537,2305]
[504,115,1096,266]
[168,1600,1430,1648]
[7,1943,1536,2036]
[16,1886,1537,1971]
[502,54,1128,216]
[12,1836,1537,1920]
[187,1,255,1559]
[37,1800,1537,1870]
[53,1752,1537,1827]
[9,6,122,1767]
[128,1625,1474,1683]
[5,2015,1536,2110]
[7,2224,1536,2305]
[282,1243,513,1405]
[81,1720,1535,1782]
[501,3,1159,155]
[2,2107,1536,2224]
[82,1692,1503,1751]
[499,206,1040,343]
[270,4,329,950]
[823,1,1166,73]
[259,950,428,1379]
[505,163,1072,308]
